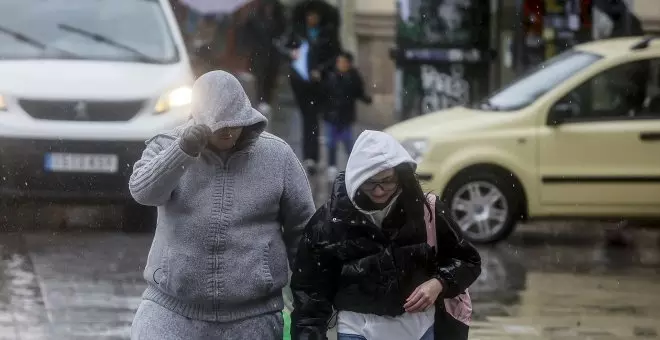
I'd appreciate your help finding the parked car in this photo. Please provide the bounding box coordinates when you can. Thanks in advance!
[385,36,660,244]
[0,0,194,231]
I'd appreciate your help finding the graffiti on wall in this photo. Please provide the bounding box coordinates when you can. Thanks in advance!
[420,63,470,113]
[395,0,488,118]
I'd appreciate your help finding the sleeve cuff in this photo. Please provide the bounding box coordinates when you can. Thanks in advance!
[434,275,451,299]
[161,138,197,169]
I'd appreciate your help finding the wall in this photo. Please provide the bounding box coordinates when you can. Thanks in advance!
[634,0,660,33]
[352,0,397,127]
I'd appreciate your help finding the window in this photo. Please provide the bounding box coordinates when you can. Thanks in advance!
[555,58,660,121]
[478,50,601,111]
[0,0,178,63]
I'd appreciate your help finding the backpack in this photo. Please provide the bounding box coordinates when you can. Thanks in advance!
[424,194,472,338]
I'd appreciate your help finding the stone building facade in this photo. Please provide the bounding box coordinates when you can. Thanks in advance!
[323,0,660,126]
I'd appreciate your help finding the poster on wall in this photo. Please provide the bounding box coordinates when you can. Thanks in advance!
[592,0,642,38]
[515,0,642,74]
[518,0,593,72]
[395,0,490,119]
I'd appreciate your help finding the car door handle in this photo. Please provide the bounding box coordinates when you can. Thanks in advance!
[639,132,660,141]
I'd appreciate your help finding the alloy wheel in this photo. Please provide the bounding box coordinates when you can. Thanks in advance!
[450,181,509,241]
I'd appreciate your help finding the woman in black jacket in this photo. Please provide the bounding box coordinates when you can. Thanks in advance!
[290,130,482,340]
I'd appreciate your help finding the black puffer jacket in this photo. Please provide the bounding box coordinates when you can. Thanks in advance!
[290,174,481,340]
[322,69,371,127]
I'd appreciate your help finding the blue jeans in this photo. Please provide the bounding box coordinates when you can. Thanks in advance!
[325,123,353,167]
[337,326,434,340]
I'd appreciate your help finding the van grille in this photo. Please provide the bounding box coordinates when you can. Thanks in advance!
[19,99,146,121]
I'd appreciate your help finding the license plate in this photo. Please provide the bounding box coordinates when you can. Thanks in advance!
[44,153,118,173]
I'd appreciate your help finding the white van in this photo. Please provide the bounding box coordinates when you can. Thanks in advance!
[0,0,194,231]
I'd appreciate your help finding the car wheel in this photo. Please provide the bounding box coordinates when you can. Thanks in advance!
[122,204,157,233]
[442,170,520,244]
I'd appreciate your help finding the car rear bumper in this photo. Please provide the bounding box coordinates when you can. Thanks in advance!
[0,138,145,203]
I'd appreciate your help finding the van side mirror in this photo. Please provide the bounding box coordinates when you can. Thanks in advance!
[548,102,578,126]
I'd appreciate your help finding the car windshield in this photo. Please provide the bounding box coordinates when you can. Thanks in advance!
[0,0,178,63]
[478,50,602,111]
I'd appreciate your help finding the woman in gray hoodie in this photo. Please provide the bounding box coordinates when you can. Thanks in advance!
[128,70,316,340]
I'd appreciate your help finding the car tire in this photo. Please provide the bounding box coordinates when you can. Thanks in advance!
[122,203,157,233]
[442,169,520,244]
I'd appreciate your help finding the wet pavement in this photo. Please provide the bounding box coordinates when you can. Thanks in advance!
[1,222,659,340]
[468,227,660,340]
[0,109,659,339]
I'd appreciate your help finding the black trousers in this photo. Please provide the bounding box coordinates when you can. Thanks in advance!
[291,75,320,162]
[251,49,280,104]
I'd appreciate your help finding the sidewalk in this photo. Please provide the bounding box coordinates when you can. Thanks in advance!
[268,97,385,205]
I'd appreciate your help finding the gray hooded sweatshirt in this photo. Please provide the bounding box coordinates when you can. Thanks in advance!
[128,70,316,322]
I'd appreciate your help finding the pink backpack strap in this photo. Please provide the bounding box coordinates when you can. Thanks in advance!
[424,194,437,248]
[424,194,473,326]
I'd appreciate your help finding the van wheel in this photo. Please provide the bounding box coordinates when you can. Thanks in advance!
[442,170,519,244]
[122,204,157,233]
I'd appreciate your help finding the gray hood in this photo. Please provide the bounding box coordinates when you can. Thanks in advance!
[189,70,267,132]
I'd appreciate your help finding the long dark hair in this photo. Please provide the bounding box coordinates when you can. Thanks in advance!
[394,163,433,233]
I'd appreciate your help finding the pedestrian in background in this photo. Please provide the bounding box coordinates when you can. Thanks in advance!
[281,4,341,174]
[322,51,372,181]
[290,130,481,340]
[128,70,315,340]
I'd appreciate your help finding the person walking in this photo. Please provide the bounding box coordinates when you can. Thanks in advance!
[281,4,341,174]
[128,70,316,340]
[321,51,372,180]
[290,130,482,340]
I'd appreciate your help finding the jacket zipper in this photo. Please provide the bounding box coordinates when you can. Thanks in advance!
[342,216,405,309]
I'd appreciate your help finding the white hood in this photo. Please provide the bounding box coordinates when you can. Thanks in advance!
[345,131,416,224]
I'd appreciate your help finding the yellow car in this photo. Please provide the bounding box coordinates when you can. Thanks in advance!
[385,36,660,244]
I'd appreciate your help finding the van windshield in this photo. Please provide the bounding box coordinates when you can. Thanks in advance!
[0,0,179,64]
[478,50,602,111]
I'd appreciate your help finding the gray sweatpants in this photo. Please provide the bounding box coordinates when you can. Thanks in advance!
[131,300,284,340]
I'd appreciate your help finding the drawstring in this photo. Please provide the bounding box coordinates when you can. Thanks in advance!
[326,310,338,329]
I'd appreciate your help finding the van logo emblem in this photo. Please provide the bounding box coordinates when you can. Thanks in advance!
[73,101,89,120]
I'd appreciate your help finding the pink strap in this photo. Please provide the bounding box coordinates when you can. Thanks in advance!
[424,194,437,248]
[424,194,472,326]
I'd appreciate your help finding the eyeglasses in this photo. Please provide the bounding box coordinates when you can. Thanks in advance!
[361,179,398,192]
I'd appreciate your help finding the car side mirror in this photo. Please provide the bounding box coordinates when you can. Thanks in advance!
[548,102,578,126]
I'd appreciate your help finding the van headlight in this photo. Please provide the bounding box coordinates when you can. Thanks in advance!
[154,86,192,114]
[0,94,6,111]
[401,138,428,163]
